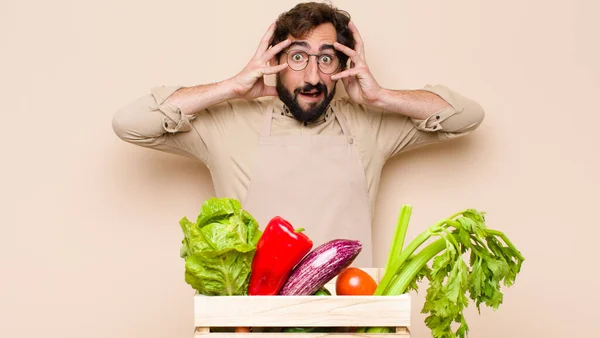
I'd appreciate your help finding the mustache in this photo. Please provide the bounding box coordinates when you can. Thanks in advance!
[293,83,326,95]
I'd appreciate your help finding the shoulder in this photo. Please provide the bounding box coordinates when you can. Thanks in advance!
[231,98,268,112]
[206,98,264,114]
[197,99,265,128]
[332,96,384,124]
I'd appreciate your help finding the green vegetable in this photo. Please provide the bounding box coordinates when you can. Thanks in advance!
[312,286,332,296]
[360,205,525,338]
[179,198,262,295]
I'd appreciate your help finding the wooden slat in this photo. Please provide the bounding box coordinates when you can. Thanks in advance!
[193,333,409,338]
[194,294,410,327]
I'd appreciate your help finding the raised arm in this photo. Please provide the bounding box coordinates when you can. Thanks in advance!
[112,22,291,152]
[331,21,484,134]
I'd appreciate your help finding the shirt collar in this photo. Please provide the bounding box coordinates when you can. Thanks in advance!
[272,97,334,125]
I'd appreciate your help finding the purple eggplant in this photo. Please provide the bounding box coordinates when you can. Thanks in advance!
[279,239,362,295]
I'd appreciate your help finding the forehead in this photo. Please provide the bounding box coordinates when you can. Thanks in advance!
[286,22,337,50]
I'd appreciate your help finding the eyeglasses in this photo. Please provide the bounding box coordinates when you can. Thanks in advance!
[283,50,341,74]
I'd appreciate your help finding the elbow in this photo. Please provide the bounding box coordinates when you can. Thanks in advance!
[453,99,485,133]
[111,106,154,144]
[437,100,485,134]
[111,93,170,147]
[112,108,134,142]
[467,100,485,130]
[111,105,166,148]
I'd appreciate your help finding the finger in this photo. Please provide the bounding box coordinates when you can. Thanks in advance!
[254,21,277,58]
[330,68,360,81]
[334,42,363,66]
[348,21,365,59]
[261,38,291,62]
[263,63,288,75]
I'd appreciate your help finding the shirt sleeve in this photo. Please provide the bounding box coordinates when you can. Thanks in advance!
[111,86,233,165]
[365,84,485,160]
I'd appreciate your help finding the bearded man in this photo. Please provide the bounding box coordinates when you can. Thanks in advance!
[112,2,485,267]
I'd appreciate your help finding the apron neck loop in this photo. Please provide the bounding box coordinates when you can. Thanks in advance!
[261,103,275,137]
[261,101,353,138]
[335,108,352,137]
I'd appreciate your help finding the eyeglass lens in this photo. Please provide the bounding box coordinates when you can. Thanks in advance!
[286,51,339,74]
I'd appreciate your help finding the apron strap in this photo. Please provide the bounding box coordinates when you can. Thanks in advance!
[261,101,353,141]
[334,107,354,140]
[260,103,275,137]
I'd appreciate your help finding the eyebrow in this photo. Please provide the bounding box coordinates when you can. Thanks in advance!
[287,41,336,53]
[319,44,335,52]
[288,41,309,49]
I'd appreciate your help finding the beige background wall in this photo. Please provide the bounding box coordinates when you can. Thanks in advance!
[2,0,598,337]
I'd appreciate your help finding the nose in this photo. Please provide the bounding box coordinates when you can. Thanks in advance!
[303,56,320,86]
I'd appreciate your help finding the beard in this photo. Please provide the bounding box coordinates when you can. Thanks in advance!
[276,75,336,123]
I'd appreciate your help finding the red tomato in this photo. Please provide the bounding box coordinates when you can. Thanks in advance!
[335,268,377,295]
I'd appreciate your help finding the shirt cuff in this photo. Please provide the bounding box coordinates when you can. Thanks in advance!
[411,106,456,132]
[150,85,196,133]
[410,84,465,132]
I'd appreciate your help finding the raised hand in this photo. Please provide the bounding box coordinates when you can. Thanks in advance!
[331,21,383,105]
[230,22,291,99]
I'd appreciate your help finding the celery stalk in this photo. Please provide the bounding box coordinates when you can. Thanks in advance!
[362,240,447,334]
[381,239,446,296]
[377,208,467,296]
[375,230,431,295]
[384,205,412,271]
[365,206,524,338]
[377,205,412,294]
[375,214,451,295]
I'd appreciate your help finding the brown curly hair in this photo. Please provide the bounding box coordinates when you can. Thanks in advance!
[271,2,355,70]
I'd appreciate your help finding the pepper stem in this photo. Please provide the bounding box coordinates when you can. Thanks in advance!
[294,228,305,233]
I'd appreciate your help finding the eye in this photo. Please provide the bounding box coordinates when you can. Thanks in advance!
[291,53,305,62]
[320,54,333,64]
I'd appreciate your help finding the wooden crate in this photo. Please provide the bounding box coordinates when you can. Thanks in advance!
[193,268,411,337]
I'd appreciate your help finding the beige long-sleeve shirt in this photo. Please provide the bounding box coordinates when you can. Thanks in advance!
[112,85,484,215]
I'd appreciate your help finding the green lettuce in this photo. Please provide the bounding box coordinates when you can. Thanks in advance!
[179,198,262,295]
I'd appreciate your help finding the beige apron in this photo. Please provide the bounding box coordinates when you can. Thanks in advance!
[243,102,373,267]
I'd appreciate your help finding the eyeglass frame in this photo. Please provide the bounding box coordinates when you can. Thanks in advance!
[282,50,342,75]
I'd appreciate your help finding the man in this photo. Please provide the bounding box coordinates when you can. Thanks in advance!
[112,2,484,267]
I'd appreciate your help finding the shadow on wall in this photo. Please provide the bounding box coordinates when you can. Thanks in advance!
[375,130,488,220]
[108,146,215,210]
[385,132,484,176]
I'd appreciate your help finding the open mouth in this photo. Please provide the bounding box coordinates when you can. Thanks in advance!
[298,91,323,99]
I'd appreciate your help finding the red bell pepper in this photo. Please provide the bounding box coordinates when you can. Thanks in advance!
[248,216,313,295]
